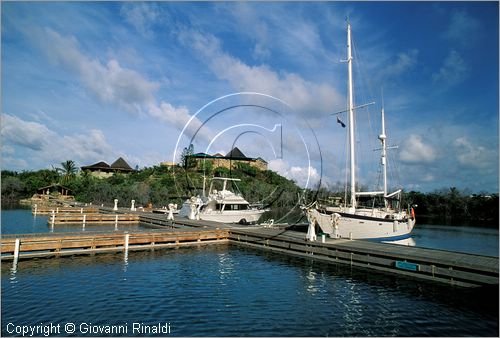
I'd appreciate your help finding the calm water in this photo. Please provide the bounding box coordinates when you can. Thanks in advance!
[1,209,498,256]
[1,209,499,336]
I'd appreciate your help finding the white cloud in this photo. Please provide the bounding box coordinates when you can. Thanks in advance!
[268,159,321,188]
[399,134,437,164]
[147,101,212,142]
[453,137,497,170]
[43,28,159,115]
[1,114,54,151]
[1,145,15,155]
[442,10,480,45]
[38,28,211,142]
[177,29,343,117]
[1,114,114,168]
[379,49,419,80]
[120,3,164,38]
[432,50,468,86]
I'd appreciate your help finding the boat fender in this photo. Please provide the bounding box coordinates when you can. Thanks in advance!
[411,207,415,219]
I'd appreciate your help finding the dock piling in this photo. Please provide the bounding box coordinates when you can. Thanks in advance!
[124,233,130,252]
[13,238,20,268]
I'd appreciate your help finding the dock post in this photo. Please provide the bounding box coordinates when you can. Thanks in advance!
[83,214,86,230]
[167,203,175,220]
[34,204,38,216]
[321,234,326,243]
[131,200,136,211]
[115,215,118,230]
[51,210,55,226]
[80,208,83,214]
[124,233,130,252]
[306,221,317,242]
[13,238,20,269]
[56,207,59,213]
[113,199,118,211]
[349,232,353,240]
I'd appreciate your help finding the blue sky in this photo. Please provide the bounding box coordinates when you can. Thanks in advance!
[1,1,498,193]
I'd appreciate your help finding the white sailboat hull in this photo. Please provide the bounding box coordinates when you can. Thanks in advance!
[306,208,416,241]
[333,213,415,240]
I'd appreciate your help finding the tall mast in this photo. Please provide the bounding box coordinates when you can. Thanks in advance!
[379,107,388,207]
[347,22,356,209]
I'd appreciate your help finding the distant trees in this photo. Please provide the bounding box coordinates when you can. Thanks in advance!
[1,161,498,227]
[403,188,499,226]
[1,176,24,204]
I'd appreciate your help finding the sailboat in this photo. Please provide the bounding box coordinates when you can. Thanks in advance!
[305,22,416,242]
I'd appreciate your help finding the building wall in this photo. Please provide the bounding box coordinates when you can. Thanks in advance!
[88,170,114,179]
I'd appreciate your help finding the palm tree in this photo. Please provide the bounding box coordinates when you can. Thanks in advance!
[57,160,78,184]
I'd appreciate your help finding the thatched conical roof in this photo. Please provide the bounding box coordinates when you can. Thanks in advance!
[81,161,110,170]
[225,147,247,159]
[110,157,133,171]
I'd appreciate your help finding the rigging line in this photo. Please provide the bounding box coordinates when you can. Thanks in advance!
[352,32,378,191]
[392,147,402,189]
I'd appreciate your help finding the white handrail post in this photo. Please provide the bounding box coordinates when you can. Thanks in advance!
[124,233,130,252]
[13,238,20,269]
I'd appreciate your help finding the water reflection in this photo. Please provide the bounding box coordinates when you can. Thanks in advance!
[122,251,129,279]
[9,265,18,285]
[305,268,318,294]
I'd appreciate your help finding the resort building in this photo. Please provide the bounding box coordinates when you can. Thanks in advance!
[37,183,72,197]
[81,157,134,178]
[188,147,268,171]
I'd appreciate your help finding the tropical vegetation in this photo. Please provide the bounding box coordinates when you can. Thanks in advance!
[1,160,498,226]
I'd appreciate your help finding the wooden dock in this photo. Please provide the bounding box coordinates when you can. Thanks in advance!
[1,229,229,260]
[2,206,498,288]
[228,227,499,288]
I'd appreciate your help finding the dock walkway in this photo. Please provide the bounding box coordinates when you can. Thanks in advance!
[229,227,498,288]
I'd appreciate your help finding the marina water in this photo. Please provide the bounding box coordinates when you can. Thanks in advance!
[1,209,498,336]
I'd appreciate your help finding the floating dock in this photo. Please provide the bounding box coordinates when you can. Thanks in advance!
[1,229,229,260]
[229,227,499,288]
[2,208,498,288]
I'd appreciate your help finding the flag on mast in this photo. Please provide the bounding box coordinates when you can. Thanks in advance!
[337,116,346,128]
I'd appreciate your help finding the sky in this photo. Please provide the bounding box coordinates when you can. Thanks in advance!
[1,1,498,194]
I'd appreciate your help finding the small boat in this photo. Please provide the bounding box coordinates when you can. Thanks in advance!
[305,22,416,242]
[177,177,267,224]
